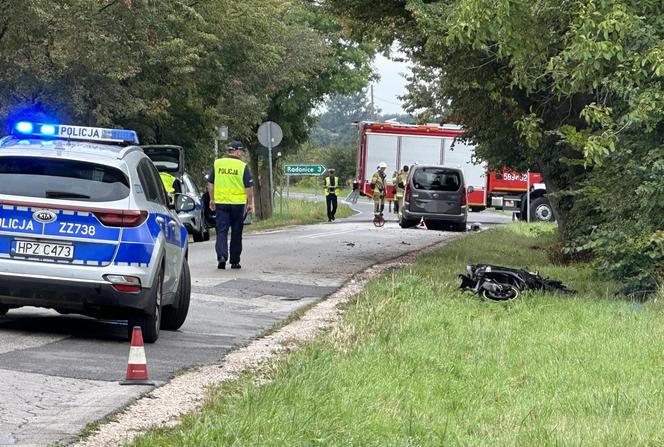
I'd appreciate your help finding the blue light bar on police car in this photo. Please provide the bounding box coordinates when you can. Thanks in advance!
[12,121,139,145]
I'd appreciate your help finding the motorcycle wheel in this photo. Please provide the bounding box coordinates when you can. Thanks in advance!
[481,284,519,301]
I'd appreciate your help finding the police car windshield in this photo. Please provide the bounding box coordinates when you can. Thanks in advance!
[413,168,461,192]
[0,156,130,202]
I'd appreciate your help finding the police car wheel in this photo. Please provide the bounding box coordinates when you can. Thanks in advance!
[128,268,163,343]
[203,228,210,241]
[162,261,191,331]
[192,229,205,243]
[0,305,9,316]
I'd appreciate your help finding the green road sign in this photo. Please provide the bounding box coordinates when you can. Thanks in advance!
[283,164,327,176]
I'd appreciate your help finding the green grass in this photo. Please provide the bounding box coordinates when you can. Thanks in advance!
[132,223,664,447]
[286,183,351,198]
[246,198,353,233]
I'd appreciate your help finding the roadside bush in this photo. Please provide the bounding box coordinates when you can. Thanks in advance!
[568,138,664,295]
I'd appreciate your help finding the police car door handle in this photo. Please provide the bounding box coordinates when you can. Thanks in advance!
[155,216,165,225]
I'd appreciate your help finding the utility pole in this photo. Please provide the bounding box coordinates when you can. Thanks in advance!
[370,84,376,120]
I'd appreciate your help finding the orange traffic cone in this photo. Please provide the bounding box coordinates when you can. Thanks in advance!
[120,326,154,386]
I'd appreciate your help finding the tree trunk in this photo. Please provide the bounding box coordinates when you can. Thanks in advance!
[248,148,273,220]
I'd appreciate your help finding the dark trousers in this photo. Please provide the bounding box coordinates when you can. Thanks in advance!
[215,204,245,264]
[326,194,338,220]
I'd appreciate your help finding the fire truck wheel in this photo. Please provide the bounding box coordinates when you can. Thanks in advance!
[469,206,485,213]
[530,197,555,222]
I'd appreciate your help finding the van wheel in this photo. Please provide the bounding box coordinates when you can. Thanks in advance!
[399,216,419,229]
[0,305,9,316]
[128,269,163,343]
[162,262,191,331]
[451,222,467,232]
[202,228,210,241]
[424,220,444,231]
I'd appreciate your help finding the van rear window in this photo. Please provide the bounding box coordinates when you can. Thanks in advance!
[0,157,130,202]
[413,168,461,191]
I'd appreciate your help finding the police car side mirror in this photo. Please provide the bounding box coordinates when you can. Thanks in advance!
[174,194,196,213]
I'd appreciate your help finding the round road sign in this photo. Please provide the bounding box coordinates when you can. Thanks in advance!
[257,121,283,148]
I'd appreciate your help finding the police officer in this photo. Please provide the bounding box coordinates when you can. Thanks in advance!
[371,162,388,218]
[159,171,182,204]
[324,168,340,222]
[207,141,254,270]
[395,165,409,215]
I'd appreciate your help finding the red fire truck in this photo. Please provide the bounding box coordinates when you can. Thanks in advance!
[355,121,554,222]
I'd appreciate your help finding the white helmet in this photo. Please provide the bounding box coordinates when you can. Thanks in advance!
[378,162,388,169]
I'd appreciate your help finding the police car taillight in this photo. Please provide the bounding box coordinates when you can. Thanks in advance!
[94,210,148,227]
[104,275,141,293]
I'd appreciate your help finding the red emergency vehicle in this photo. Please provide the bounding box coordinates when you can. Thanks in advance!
[355,121,554,222]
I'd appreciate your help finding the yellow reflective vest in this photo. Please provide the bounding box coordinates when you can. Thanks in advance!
[159,172,177,194]
[213,157,247,205]
[325,176,340,196]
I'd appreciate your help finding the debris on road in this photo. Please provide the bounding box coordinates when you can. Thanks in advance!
[470,223,481,232]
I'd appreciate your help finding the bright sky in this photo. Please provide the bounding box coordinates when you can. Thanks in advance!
[372,51,411,115]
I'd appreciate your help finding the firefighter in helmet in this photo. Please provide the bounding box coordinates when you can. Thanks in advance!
[371,162,388,217]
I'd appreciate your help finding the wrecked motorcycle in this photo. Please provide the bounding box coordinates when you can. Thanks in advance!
[459,264,574,301]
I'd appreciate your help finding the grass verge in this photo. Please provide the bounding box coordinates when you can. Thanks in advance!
[133,223,664,446]
[245,198,353,233]
[285,183,351,198]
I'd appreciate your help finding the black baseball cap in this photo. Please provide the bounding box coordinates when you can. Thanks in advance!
[227,141,246,151]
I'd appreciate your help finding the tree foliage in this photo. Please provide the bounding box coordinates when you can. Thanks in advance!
[0,0,374,197]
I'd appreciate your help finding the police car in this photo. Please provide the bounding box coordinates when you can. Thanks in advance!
[0,121,193,342]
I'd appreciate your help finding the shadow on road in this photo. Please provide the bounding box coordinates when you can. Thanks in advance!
[0,311,128,342]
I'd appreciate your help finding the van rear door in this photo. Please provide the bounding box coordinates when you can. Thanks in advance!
[410,167,463,215]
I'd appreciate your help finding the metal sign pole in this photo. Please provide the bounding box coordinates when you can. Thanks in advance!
[527,169,531,224]
[214,138,218,159]
[280,175,284,215]
[286,175,290,214]
[267,125,274,212]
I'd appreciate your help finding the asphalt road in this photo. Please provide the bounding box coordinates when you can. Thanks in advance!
[0,198,509,446]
